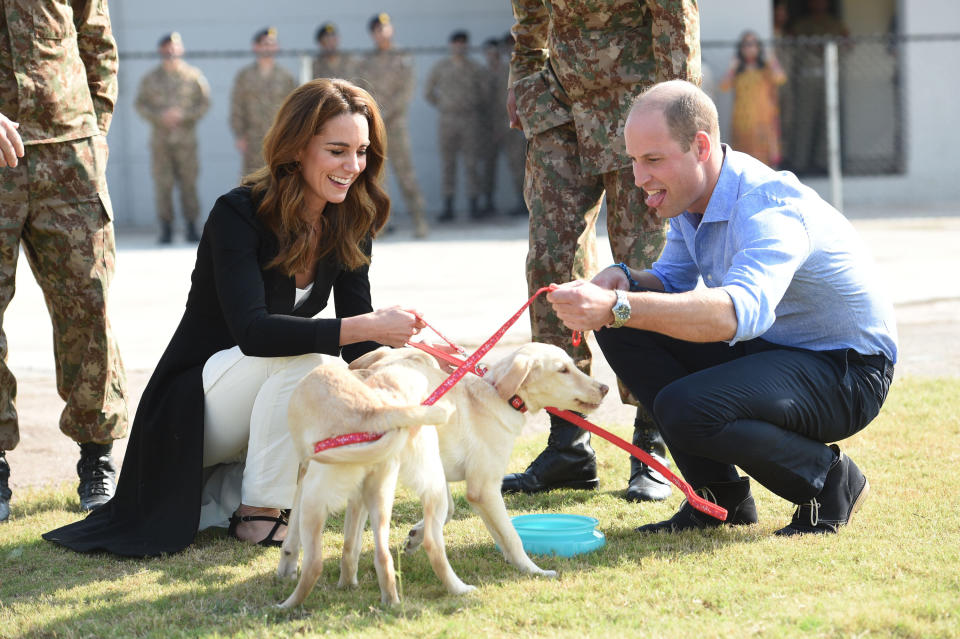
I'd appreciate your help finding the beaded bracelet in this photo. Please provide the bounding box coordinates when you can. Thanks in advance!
[611,262,640,290]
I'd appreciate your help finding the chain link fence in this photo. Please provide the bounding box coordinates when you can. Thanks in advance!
[111,33,957,227]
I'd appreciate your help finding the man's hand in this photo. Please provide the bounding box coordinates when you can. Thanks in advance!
[161,107,184,129]
[591,265,630,291]
[0,112,25,168]
[506,86,521,130]
[546,280,618,332]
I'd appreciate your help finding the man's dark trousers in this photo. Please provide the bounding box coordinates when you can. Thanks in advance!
[595,327,893,503]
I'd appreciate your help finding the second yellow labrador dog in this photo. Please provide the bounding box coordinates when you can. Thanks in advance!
[348,342,609,579]
[277,363,469,607]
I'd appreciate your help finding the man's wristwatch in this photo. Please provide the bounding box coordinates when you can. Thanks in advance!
[609,289,631,328]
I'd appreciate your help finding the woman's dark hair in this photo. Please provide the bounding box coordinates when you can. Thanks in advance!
[243,78,390,274]
[735,30,767,74]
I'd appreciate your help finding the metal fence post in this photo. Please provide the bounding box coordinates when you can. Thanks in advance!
[824,39,843,212]
[299,54,312,85]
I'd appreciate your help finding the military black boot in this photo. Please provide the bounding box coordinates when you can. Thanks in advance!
[502,412,598,494]
[636,477,759,533]
[0,451,11,523]
[158,221,173,244]
[625,412,672,502]
[77,442,117,511]
[437,197,455,222]
[185,220,201,243]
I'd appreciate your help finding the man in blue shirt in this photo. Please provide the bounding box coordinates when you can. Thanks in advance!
[547,80,897,535]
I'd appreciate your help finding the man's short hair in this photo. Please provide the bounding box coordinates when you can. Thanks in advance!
[632,80,720,152]
[368,12,390,33]
[483,37,500,49]
[449,30,469,44]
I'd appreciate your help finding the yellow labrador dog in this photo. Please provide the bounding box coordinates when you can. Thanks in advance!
[277,363,471,607]
[348,342,609,579]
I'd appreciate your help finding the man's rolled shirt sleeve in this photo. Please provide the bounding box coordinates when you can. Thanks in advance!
[721,203,811,345]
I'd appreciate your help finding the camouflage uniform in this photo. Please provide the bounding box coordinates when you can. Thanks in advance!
[0,0,128,450]
[502,0,701,501]
[511,0,701,375]
[312,52,357,82]
[356,49,429,235]
[480,57,525,209]
[229,62,297,175]
[424,55,486,200]
[135,60,210,224]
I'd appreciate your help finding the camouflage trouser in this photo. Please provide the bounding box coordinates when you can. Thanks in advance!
[438,113,479,198]
[383,117,428,229]
[0,136,129,451]
[241,141,264,177]
[479,125,525,201]
[151,132,201,223]
[240,129,269,177]
[525,122,666,402]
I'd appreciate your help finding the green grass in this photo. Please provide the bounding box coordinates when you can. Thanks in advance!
[2,377,959,639]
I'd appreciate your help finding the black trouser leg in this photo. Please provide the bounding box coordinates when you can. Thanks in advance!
[596,326,890,503]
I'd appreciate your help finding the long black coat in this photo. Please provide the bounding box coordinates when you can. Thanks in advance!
[43,187,380,556]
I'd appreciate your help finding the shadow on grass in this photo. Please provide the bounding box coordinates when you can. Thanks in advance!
[2,484,761,638]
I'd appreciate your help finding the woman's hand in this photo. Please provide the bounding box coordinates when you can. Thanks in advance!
[340,306,426,348]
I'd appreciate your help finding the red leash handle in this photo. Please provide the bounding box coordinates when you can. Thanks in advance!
[546,408,727,521]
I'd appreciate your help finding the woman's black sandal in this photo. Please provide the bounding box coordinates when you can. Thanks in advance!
[227,511,288,547]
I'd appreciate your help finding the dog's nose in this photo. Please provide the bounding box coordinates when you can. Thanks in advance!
[599,383,609,397]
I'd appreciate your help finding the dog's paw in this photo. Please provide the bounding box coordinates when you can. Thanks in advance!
[337,575,359,589]
[403,527,424,554]
[276,560,299,581]
[450,583,478,596]
[536,569,558,579]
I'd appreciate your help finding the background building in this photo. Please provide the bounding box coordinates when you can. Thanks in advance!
[104,0,958,229]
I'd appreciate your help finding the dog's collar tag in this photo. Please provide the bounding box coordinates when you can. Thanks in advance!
[509,395,527,413]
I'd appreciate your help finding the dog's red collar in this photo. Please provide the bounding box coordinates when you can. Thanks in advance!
[508,395,527,413]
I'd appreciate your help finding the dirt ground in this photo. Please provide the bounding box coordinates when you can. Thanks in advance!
[6,298,958,494]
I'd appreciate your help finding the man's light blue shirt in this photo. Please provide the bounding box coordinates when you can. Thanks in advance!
[648,146,898,362]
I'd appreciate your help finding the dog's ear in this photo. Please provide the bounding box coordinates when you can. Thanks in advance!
[493,352,534,401]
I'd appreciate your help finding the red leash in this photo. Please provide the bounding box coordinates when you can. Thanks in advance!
[312,287,726,521]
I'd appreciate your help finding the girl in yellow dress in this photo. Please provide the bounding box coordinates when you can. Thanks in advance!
[721,31,787,167]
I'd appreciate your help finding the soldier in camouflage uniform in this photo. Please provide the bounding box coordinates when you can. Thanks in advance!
[312,22,357,82]
[135,32,211,244]
[478,36,526,217]
[230,27,297,176]
[0,0,129,522]
[425,31,486,222]
[501,0,701,501]
[356,13,429,239]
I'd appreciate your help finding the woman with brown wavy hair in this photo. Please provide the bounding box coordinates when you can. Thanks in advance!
[44,79,424,556]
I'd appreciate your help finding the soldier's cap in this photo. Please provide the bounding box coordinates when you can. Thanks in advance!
[253,27,277,44]
[158,32,182,48]
[368,12,391,32]
[316,22,338,41]
[449,30,469,44]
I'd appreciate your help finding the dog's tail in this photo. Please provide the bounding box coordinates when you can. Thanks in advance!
[307,402,453,465]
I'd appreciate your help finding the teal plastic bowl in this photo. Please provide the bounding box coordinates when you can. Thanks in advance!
[510,513,606,557]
